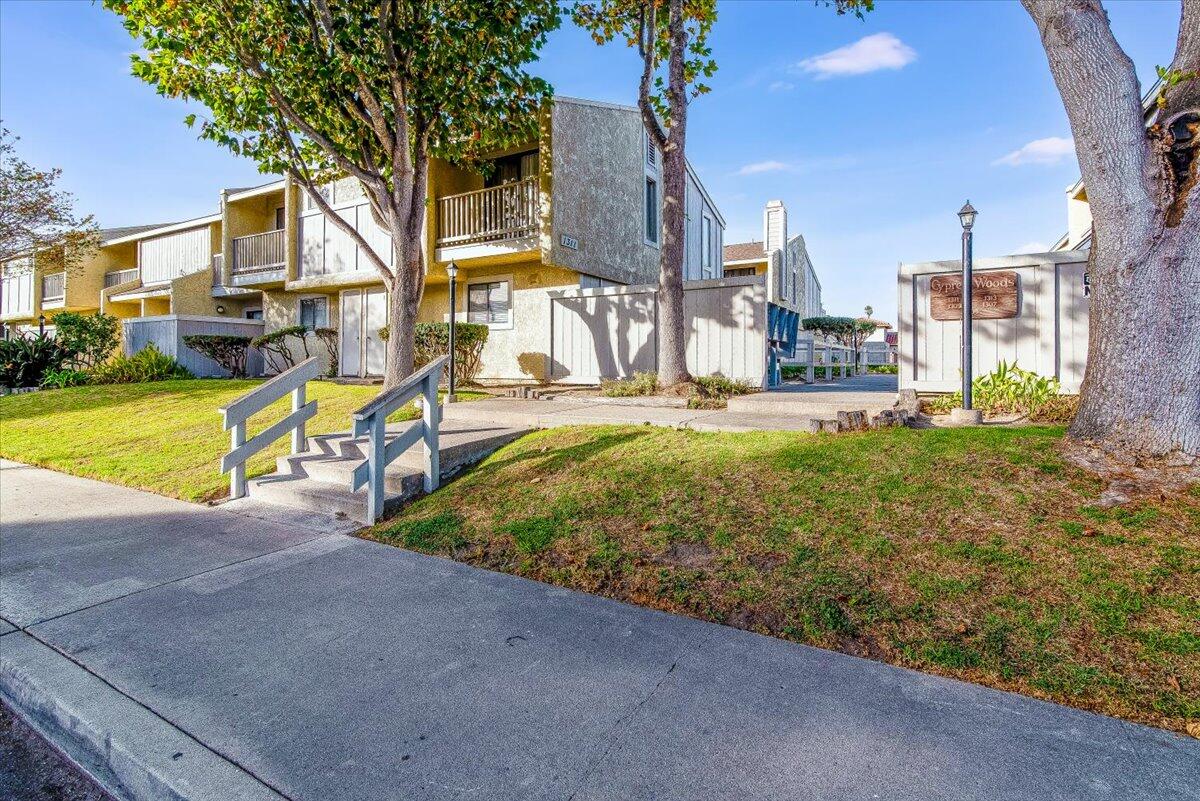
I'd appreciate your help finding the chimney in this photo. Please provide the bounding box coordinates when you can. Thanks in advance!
[763,200,787,254]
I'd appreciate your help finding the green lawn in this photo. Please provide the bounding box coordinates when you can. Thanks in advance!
[0,380,483,502]
[366,424,1200,737]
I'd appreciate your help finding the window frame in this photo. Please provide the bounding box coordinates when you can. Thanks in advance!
[297,295,329,331]
[643,129,660,248]
[465,275,514,330]
[701,213,714,278]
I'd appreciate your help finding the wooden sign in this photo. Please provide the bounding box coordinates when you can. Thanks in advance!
[930,271,1020,321]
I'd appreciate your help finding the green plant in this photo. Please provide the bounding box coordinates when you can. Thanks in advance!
[251,326,307,374]
[0,333,68,388]
[40,368,90,389]
[868,364,898,375]
[926,361,1071,419]
[379,322,489,385]
[182,334,251,377]
[313,327,338,377]
[53,312,119,369]
[601,371,658,397]
[90,343,192,384]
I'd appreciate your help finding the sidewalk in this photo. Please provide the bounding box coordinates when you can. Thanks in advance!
[2,461,1196,800]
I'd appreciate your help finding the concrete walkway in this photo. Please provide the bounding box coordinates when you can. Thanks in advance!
[2,461,1196,801]
[444,375,901,434]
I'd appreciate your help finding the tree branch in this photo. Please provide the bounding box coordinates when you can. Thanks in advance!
[1164,0,1200,115]
[638,2,667,149]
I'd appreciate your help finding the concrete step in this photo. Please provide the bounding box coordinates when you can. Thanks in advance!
[247,419,531,525]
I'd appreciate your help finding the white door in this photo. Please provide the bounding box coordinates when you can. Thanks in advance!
[340,289,362,377]
[339,288,388,377]
[364,289,387,376]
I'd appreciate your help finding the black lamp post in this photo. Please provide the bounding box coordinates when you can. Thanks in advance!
[37,314,46,336]
[446,261,459,403]
[957,201,978,410]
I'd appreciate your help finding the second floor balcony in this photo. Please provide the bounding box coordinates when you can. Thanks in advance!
[104,268,140,289]
[230,229,286,287]
[436,178,539,258]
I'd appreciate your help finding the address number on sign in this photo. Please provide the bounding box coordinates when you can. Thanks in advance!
[930,270,1020,320]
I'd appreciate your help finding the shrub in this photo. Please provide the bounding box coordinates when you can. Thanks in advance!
[379,322,490,385]
[868,364,898,374]
[688,373,756,409]
[90,343,192,384]
[312,327,338,377]
[601,371,658,397]
[251,325,307,373]
[182,334,252,377]
[40,368,91,389]
[53,312,119,369]
[0,334,68,388]
[925,361,1072,420]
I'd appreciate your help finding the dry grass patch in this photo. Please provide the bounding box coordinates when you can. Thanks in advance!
[364,424,1200,736]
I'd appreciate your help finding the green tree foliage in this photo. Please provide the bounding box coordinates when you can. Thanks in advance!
[0,127,99,272]
[52,312,120,370]
[105,0,559,388]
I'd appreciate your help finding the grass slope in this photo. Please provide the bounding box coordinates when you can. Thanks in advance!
[366,424,1200,736]
[0,380,480,502]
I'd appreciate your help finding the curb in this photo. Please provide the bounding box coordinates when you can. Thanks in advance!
[0,631,286,801]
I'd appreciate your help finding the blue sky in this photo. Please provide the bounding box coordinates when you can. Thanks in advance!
[0,1,1179,324]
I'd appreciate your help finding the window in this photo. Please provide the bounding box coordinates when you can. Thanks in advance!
[645,132,657,168]
[299,296,328,330]
[467,280,510,325]
[724,267,756,278]
[579,274,623,289]
[701,215,713,277]
[645,178,659,245]
[245,308,263,321]
[275,207,286,230]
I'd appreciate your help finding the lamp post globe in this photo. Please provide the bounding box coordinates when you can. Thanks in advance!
[446,262,459,403]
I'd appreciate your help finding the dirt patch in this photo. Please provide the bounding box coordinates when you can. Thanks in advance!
[656,541,718,569]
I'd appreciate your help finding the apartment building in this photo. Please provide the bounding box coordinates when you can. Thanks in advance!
[1,225,159,338]
[721,200,823,319]
[237,96,725,381]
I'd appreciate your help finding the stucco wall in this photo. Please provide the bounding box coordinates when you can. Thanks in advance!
[545,98,658,285]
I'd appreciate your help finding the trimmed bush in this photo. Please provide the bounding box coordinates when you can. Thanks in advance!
[0,334,68,388]
[90,343,192,384]
[251,325,307,373]
[313,327,338,377]
[183,334,252,377]
[379,322,489,385]
[53,312,119,370]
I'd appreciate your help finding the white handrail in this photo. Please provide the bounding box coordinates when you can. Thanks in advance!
[218,357,320,499]
[350,355,448,522]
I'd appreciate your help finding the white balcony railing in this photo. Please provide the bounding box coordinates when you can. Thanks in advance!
[232,230,286,275]
[41,272,66,302]
[436,178,538,247]
[104,268,140,288]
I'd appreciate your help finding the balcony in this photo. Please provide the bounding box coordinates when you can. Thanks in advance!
[230,229,286,286]
[104,268,140,289]
[41,272,66,307]
[435,178,538,260]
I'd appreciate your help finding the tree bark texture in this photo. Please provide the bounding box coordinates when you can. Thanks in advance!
[1024,0,1200,458]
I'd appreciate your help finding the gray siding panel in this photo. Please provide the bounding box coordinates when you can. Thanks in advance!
[140,227,211,285]
[124,316,266,377]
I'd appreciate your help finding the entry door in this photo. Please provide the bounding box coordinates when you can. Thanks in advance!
[339,288,388,377]
[339,289,362,377]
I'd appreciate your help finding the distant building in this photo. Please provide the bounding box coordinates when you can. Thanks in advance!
[721,200,823,318]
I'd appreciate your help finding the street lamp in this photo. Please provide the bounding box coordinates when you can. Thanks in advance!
[446,261,459,403]
[957,201,978,415]
[37,314,46,336]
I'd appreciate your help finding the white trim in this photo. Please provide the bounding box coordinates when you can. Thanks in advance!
[103,214,221,246]
[123,314,265,325]
[226,180,286,202]
[722,257,766,268]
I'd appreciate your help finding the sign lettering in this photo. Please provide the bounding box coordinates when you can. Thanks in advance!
[930,270,1020,321]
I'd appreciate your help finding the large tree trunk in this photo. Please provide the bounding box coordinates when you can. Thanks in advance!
[382,216,427,391]
[654,0,691,387]
[1024,0,1200,459]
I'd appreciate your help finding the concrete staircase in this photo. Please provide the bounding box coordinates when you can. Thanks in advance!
[238,417,530,525]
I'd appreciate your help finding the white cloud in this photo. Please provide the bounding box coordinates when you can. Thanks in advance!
[796,33,917,79]
[993,137,1075,167]
[768,80,795,93]
[1014,241,1050,254]
[736,160,791,176]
